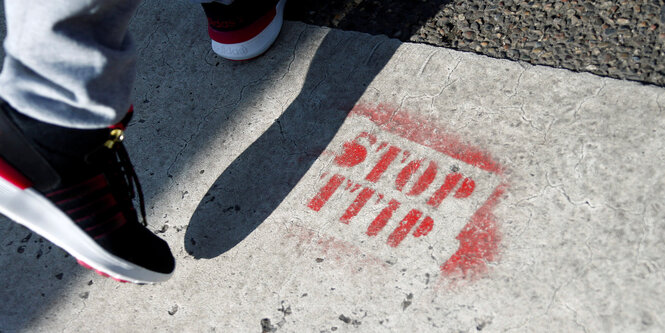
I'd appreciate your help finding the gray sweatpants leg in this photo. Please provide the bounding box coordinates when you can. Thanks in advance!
[0,0,224,129]
[0,0,142,129]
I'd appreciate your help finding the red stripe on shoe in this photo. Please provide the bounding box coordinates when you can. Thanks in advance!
[49,175,108,204]
[88,213,128,239]
[112,277,129,283]
[78,259,129,282]
[46,174,105,197]
[68,193,118,218]
[0,157,32,189]
[208,7,276,44]
[95,269,110,278]
[77,259,93,270]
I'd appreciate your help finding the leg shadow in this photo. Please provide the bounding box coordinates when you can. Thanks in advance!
[185,27,400,258]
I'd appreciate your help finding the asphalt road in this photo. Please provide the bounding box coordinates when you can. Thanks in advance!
[286,0,665,87]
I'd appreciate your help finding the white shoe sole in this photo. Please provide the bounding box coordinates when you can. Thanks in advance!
[0,173,173,284]
[211,0,286,61]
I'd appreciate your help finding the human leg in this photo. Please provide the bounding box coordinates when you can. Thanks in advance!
[0,0,174,283]
[200,0,287,61]
[0,0,142,129]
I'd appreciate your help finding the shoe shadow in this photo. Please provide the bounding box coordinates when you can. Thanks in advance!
[184,28,400,259]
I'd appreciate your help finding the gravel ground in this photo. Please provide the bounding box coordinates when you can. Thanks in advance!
[286,0,665,87]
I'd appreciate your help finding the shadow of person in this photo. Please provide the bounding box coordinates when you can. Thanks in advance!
[185,27,400,259]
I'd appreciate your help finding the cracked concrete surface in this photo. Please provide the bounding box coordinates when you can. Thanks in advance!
[1,0,664,331]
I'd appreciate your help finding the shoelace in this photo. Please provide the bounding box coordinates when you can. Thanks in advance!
[105,129,147,227]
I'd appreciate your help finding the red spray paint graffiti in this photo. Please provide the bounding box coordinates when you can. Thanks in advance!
[307,103,508,279]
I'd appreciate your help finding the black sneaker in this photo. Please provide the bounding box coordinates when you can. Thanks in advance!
[0,101,174,284]
[202,0,286,61]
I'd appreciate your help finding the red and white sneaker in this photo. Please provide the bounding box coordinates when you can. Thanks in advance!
[202,0,286,61]
[0,101,174,284]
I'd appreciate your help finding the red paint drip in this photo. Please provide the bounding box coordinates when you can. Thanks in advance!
[366,199,401,236]
[413,216,434,237]
[406,161,438,196]
[427,173,463,207]
[307,174,345,212]
[376,142,388,152]
[441,184,508,278]
[365,146,401,183]
[386,209,423,247]
[340,187,375,224]
[395,160,422,192]
[350,183,362,193]
[454,177,475,198]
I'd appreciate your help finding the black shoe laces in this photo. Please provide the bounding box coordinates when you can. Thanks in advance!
[105,129,147,227]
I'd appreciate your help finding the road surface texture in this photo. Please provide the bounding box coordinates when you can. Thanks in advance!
[287,0,665,86]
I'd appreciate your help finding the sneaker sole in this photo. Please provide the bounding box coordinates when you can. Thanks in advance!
[0,160,173,284]
[210,0,286,61]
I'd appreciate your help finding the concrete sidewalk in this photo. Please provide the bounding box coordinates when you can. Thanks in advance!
[1,1,664,332]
